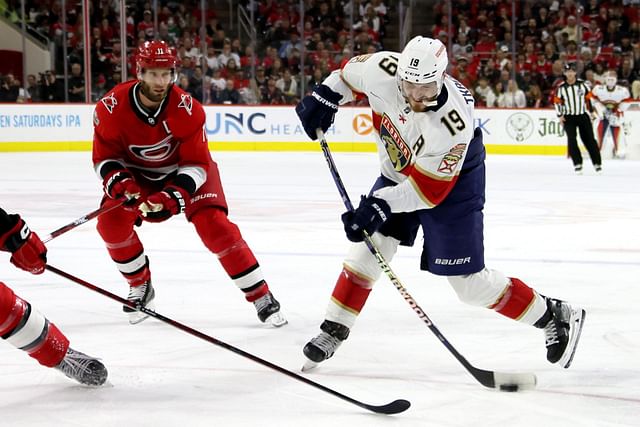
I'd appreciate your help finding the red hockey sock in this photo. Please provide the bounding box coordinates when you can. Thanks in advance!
[490,277,536,320]
[28,323,69,367]
[330,267,373,314]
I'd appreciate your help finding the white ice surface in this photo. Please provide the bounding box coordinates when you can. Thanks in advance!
[0,151,638,426]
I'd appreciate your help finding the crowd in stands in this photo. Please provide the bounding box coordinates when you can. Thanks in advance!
[438,0,640,107]
[1,0,639,107]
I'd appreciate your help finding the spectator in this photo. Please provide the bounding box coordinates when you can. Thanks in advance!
[218,78,241,104]
[276,69,299,103]
[526,84,545,108]
[26,74,41,102]
[204,46,220,75]
[210,68,226,92]
[475,77,497,107]
[40,70,64,102]
[249,65,268,101]
[68,62,85,102]
[0,74,19,102]
[218,42,240,68]
[262,77,286,104]
[497,80,526,108]
[92,74,108,102]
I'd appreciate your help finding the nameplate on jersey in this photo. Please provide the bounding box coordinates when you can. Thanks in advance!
[380,113,412,172]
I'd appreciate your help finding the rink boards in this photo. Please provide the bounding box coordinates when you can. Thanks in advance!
[1,103,640,156]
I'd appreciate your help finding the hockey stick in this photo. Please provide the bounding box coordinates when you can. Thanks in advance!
[44,264,410,414]
[316,129,536,391]
[43,199,126,243]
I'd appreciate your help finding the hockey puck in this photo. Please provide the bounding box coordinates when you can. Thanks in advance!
[499,384,519,392]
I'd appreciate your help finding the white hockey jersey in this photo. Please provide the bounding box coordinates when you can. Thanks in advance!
[591,84,631,126]
[323,51,476,213]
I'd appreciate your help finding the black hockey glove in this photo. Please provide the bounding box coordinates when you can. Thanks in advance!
[295,84,342,140]
[341,196,391,242]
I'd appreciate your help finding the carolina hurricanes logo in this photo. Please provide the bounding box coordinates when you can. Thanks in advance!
[178,94,193,116]
[129,135,179,162]
[100,93,118,113]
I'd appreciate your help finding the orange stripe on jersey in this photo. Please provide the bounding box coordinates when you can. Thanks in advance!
[490,278,536,320]
[553,96,563,105]
[406,163,459,207]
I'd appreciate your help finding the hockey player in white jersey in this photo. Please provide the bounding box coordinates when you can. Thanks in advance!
[296,36,586,371]
[591,70,631,159]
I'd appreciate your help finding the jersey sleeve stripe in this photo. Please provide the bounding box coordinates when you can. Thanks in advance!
[407,164,459,207]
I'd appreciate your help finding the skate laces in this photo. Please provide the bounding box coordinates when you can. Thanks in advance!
[311,332,342,354]
[57,349,99,380]
[254,292,274,312]
[128,283,149,301]
[544,320,560,347]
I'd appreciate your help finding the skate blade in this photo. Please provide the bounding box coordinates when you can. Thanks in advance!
[559,308,586,369]
[265,312,288,327]
[301,359,318,372]
[128,301,155,325]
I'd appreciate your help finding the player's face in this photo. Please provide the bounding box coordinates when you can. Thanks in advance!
[140,68,174,103]
[402,80,438,111]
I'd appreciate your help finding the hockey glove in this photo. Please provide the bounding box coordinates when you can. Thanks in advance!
[103,169,141,207]
[0,215,47,274]
[139,186,189,223]
[295,84,342,140]
[341,196,391,242]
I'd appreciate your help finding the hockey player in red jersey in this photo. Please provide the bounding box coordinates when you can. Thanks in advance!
[296,36,585,370]
[0,208,107,385]
[92,40,286,326]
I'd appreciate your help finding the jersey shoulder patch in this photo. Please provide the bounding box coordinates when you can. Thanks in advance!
[165,86,205,138]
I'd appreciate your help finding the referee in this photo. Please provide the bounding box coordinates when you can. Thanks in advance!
[554,63,602,174]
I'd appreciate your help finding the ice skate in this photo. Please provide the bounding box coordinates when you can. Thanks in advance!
[253,291,287,327]
[123,281,155,324]
[594,164,603,174]
[55,347,108,386]
[574,164,583,175]
[302,320,350,371]
[541,298,586,368]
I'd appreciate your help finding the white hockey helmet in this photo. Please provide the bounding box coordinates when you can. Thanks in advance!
[397,36,448,106]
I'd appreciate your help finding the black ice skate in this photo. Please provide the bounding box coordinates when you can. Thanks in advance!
[55,347,108,386]
[302,320,350,371]
[538,298,586,368]
[123,281,155,324]
[253,291,287,327]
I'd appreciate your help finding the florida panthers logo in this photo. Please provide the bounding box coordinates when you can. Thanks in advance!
[129,135,179,162]
[100,93,118,113]
[380,113,412,171]
[178,94,193,116]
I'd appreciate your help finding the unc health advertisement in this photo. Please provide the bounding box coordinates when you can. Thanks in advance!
[1,103,639,156]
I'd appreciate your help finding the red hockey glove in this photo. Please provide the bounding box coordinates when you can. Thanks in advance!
[0,216,47,274]
[138,186,189,223]
[103,170,141,207]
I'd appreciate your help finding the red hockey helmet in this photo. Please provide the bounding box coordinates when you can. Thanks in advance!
[136,40,178,77]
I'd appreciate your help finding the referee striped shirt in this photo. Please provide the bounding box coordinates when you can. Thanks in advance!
[554,80,593,116]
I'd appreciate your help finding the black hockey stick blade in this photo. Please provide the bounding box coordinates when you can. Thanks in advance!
[361,399,411,415]
[45,264,411,414]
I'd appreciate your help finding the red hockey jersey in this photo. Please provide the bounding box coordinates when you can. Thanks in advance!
[92,80,209,194]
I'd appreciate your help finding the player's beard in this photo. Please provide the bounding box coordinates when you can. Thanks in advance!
[140,81,170,104]
[407,97,429,112]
